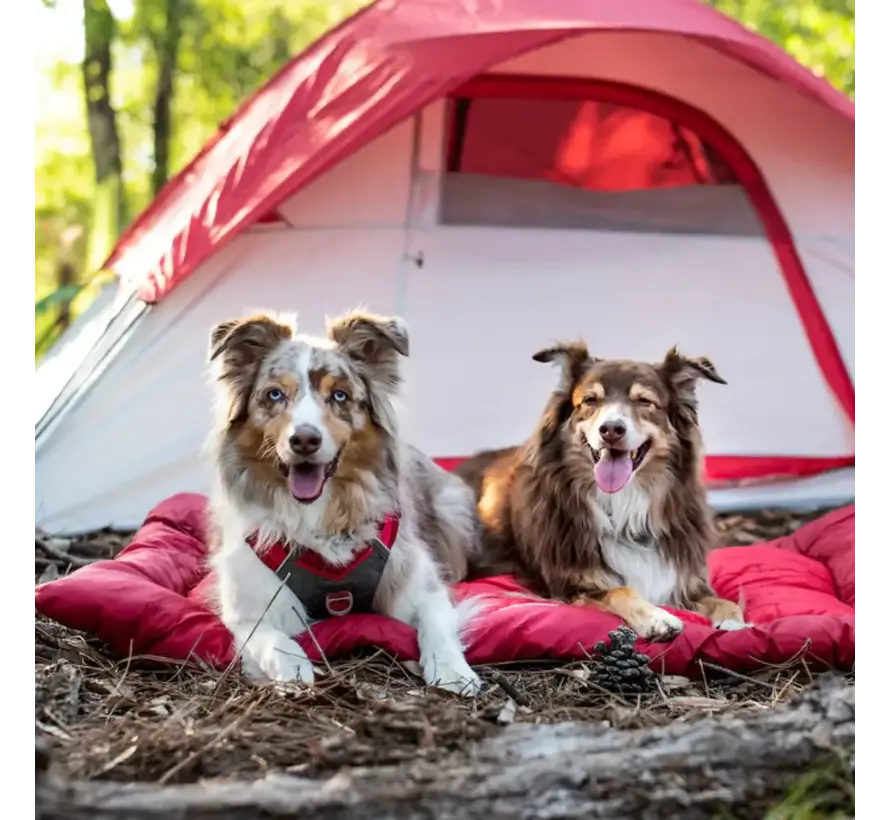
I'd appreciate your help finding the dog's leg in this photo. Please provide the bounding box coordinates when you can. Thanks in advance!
[378,537,483,697]
[574,586,684,642]
[691,593,750,631]
[212,534,316,684]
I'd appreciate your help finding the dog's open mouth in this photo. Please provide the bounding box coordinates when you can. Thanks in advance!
[591,440,652,494]
[279,454,340,504]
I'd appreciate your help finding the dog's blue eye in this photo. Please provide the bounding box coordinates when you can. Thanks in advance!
[267,389,285,402]
[331,389,348,404]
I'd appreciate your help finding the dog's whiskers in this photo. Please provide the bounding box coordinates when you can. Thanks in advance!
[258,439,278,460]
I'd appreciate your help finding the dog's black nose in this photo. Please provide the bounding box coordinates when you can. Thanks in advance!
[599,420,627,444]
[289,425,322,455]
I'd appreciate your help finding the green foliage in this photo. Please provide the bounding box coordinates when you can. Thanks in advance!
[709,1,855,96]
[35,0,853,359]
[764,753,855,820]
[36,284,85,316]
[35,0,365,358]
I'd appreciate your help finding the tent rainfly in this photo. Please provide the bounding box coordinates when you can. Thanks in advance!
[35,0,854,534]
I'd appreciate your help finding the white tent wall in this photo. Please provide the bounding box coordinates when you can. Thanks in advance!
[35,34,854,534]
[496,32,855,377]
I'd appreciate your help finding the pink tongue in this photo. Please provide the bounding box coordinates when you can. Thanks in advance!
[287,464,326,501]
[594,453,633,494]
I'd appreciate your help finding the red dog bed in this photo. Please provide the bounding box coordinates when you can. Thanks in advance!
[34,494,854,677]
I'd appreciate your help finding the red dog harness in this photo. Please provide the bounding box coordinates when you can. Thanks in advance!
[248,512,401,620]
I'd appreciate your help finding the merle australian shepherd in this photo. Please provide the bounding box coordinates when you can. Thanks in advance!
[455,342,747,641]
[206,309,482,695]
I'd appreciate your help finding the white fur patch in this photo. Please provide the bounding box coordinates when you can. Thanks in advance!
[285,344,340,464]
[592,482,677,606]
[715,619,753,631]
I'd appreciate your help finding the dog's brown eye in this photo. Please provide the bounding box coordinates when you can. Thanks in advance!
[583,396,599,406]
[637,397,656,408]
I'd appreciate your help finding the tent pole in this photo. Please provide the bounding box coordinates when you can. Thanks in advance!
[396,113,425,318]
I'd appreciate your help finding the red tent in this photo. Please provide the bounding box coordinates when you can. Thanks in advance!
[105,0,853,305]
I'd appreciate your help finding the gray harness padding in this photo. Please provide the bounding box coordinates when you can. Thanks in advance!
[273,536,392,620]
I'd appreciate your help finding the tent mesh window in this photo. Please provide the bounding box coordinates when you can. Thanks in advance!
[441,94,763,236]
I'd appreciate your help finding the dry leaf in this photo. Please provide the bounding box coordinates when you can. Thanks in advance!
[668,696,729,710]
[565,665,591,682]
[660,675,692,690]
[95,743,138,775]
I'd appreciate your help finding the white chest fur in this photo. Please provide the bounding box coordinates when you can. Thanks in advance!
[592,484,678,606]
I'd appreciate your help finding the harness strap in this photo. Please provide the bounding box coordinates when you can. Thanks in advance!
[247,511,401,620]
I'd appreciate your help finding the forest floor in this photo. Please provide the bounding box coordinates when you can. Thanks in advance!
[35,506,854,818]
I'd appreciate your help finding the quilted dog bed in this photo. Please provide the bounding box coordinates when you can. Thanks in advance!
[34,493,855,676]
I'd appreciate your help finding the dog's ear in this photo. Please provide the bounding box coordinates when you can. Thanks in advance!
[532,341,595,387]
[327,310,408,424]
[209,313,296,363]
[209,313,295,423]
[660,346,725,426]
[532,341,596,443]
[327,311,409,363]
[661,346,726,388]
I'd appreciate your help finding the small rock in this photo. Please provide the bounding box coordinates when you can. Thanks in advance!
[497,698,518,725]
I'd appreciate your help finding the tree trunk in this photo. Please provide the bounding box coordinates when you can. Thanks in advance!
[36,678,853,820]
[150,0,183,196]
[55,261,76,332]
[81,0,127,272]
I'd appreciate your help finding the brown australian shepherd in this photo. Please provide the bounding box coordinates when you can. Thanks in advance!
[455,342,748,641]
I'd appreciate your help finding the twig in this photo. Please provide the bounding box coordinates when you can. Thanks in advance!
[158,700,261,785]
[750,639,815,671]
[491,671,531,708]
[699,659,711,699]
[290,605,335,679]
[772,670,800,705]
[35,538,97,568]
[699,661,778,691]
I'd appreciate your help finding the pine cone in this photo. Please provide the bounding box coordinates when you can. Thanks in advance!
[590,625,657,695]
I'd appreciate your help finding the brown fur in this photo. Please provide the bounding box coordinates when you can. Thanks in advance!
[210,314,295,424]
[209,311,403,536]
[455,342,744,631]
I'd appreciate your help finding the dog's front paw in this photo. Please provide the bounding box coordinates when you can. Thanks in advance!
[243,633,315,685]
[714,618,753,631]
[637,607,684,642]
[422,656,484,697]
